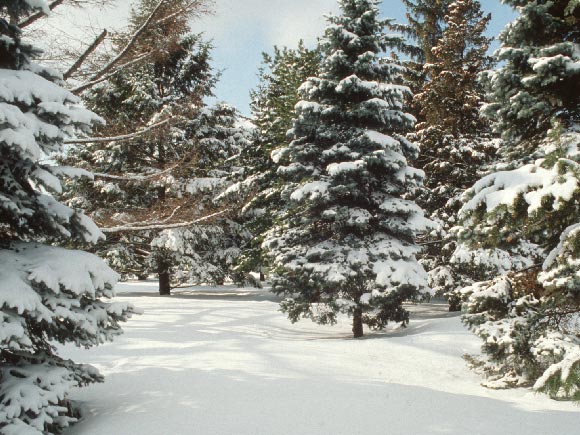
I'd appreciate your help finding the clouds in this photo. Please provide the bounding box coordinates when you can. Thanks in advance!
[198,0,338,48]
[27,0,516,115]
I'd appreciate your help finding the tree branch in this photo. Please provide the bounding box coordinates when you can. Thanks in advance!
[93,163,179,181]
[79,0,167,89]
[101,209,230,233]
[70,51,151,94]
[64,28,108,80]
[18,0,65,28]
[64,118,171,144]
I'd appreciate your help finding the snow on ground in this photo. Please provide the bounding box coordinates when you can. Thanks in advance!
[62,282,579,435]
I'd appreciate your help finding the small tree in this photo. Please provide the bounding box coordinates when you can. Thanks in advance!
[0,2,136,433]
[263,0,432,338]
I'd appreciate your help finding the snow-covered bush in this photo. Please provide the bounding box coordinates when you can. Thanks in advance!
[0,2,137,433]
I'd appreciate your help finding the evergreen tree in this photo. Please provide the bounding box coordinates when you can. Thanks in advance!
[263,0,432,338]
[0,2,136,433]
[413,0,495,310]
[226,42,322,279]
[455,0,580,399]
[401,0,452,64]
[398,0,452,98]
[62,26,215,294]
[61,1,250,294]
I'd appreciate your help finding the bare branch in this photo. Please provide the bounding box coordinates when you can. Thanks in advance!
[101,209,230,233]
[18,0,65,28]
[93,164,179,181]
[64,28,108,80]
[64,118,171,144]
[79,0,167,89]
[70,52,151,94]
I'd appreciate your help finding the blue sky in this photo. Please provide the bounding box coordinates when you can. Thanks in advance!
[197,0,517,116]
[37,0,517,116]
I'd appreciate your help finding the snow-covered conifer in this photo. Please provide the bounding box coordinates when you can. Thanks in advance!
[61,0,251,294]
[263,0,433,338]
[456,0,580,399]
[413,0,496,310]
[226,43,322,279]
[0,2,137,433]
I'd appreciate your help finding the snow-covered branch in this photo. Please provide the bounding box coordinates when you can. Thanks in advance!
[100,209,231,233]
[18,0,65,28]
[93,164,179,181]
[64,118,171,144]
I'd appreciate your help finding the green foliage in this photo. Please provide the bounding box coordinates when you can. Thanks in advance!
[263,0,431,337]
[457,0,580,401]
[230,42,323,276]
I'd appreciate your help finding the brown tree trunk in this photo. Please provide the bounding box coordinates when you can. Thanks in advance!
[352,307,363,338]
[158,261,171,296]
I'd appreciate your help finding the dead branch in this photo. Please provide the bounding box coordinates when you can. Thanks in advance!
[18,0,65,28]
[101,209,230,233]
[64,28,108,80]
[64,118,171,144]
[70,51,151,94]
[78,0,167,90]
[93,164,179,181]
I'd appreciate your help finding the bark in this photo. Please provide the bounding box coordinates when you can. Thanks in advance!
[158,262,171,295]
[352,307,364,338]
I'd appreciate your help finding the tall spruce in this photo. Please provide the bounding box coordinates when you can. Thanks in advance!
[455,0,580,400]
[413,0,495,310]
[226,43,322,279]
[401,0,452,64]
[0,1,136,433]
[263,0,432,338]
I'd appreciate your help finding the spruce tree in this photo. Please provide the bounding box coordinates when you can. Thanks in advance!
[226,43,322,279]
[398,0,452,99]
[400,0,452,64]
[413,0,495,310]
[455,0,580,399]
[0,2,136,433]
[263,0,432,338]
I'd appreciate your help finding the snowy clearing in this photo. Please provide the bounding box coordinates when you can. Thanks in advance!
[62,282,579,435]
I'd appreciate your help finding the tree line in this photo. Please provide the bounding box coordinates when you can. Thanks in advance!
[1,0,579,433]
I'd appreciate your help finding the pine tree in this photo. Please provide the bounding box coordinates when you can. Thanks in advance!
[400,0,452,64]
[60,0,251,294]
[413,0,495,310]
[263,0,432,338]
[226,42,322,279]
[0,2,137,433]
[455,0,580,399]
[397,0,452,99]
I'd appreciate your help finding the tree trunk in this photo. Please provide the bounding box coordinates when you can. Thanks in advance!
[158,262,171,296]
[352,307,363,338]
